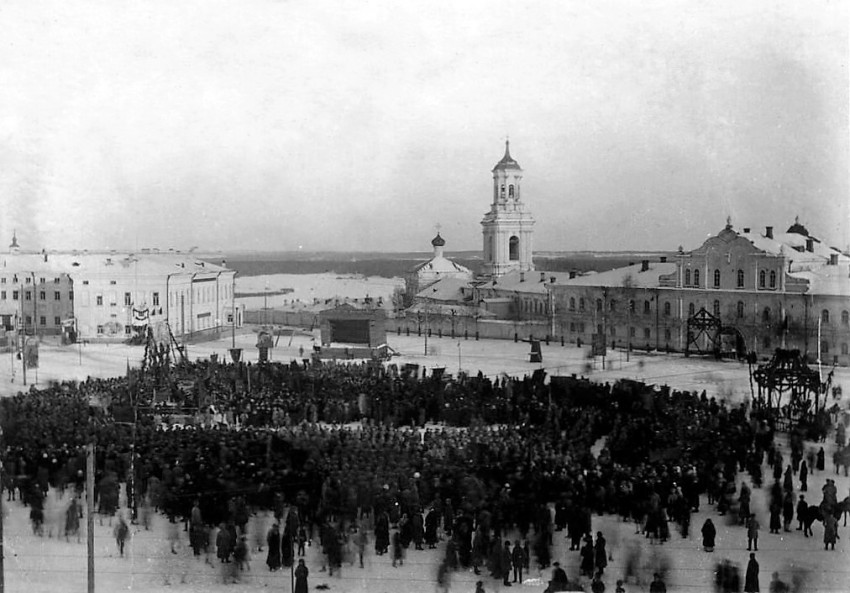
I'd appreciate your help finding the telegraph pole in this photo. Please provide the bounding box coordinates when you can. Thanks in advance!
[87,443,95,593]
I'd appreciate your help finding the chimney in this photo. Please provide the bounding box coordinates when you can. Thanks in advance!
[569,271,576,279]
[539,272,546,282]
[519,272,525,282]
[829,253,838,265]
[743,227,751,233]
[641,260,649,272]
[806,238,814,252]
[765,226,774,239]
[660,256,667,263]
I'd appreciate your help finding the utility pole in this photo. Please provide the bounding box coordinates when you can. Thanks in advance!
[87,443,95,593]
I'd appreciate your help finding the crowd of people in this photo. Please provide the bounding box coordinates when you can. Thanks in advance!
[1,357,847,591]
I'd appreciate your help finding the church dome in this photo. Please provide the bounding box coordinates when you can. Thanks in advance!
[492,140,521,172]
[786,217,809,237]
[431,233,446,247]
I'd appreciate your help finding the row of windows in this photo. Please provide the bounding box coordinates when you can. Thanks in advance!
[683,268,779,289]
[0,277,64,285]
[18,315,64,326]
[0,290,70,301]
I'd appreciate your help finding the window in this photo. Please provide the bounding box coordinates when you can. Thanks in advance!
[25,315,31,325]
[39,277,45,284]
[579,323,585,333]
[737,270,744,288]
[713,300,720,316]
[25,277,31,284]
[508,184,514,198]
[769,270,776,289]
[763,336,771,349]
[596,299,603,312]
[508,236,519,261]
[25,291,31,301]
[841,343,848,356]
[82,280,89,285]
[109,280,117,285]
[714,269,720,287]
[664,329,671,342]
[569,297,575,310]
[609,326,616,336]
[153,292,160,307]
[54,316,60,326]
[663,302,671,317]
[0,291,4,300]
[12,291,18,301]
[693,269,700,287]
[842,311,849,326]
[96,295,103,306]
[54,277,60,284]
[124,292,132,306]
[759,270,765,288]
[0,278,4,284]
[54,291,60,300]
[39,291,45,300]
[628,299,635,313]
[578,298,585,311]
[763,307,771,323]
[821,341,830,354]
[39,316,46,326]
[97,325,104,335]
[685,269,691,285]
[500,184,505,197]
[125,326,132,335]
[569,322,575,332]
[822,310,830,324]
[737,301,744,318]
[609,300,616,312]
[643,328,651,340]
[644,300,651,315]
[688,303,695,317]
[69,291,74,301]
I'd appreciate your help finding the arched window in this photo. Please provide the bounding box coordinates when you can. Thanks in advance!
[713,300,720,316]
[759,270,765,288]
[714,269,721,287]
[643,327,651,340]
[685,269,691,286]
[569,297,576,310]
[629,299,636,313]
[769,270,776,288]
[821,341,830,354]
[763,307,771,323]
[822,309,830,324]
[663,301,671,317]
[500,184,506,198]
[508,236,519,261]
[737,270,744,288]
[578,298,585,311]
[609,300,617,312]
[508,184,514,198]
[596,299,603,312]
[644,300,651,315]
[629,326,635,337]
[841,310,849,326]
[688,303,695,317]
[693,269,700,287]
[664,329,671,342]
[737,301,744,318]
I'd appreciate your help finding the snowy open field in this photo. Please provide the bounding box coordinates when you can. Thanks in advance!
[1,273,849,592]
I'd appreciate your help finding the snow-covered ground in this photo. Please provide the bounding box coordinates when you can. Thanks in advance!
[1,272,849,591]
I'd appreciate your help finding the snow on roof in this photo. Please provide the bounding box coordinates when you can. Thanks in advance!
[408,254,472,275]
[559,262,678,288]
[415,277,470,301]
[788,265,850,296]
[0,252,231,278]
[488,269,576,294]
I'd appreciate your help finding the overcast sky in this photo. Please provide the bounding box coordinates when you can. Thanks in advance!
[1,0,847,253]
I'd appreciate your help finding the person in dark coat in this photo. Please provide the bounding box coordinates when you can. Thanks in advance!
[374,511,389,555]
[799,461,808,492]
[501,540,513,586]
[512,538,525,583]
[817,447,825,471]
[702,518,716,552]
[580,535,595,578]
[266,524,282,571]
[782,492,794,533]
[649,572,667,593]
[769,502,781,535]
[796,496,808,533]
[424,507,439,548]
[594,531,608,575]
[294,559,309,593]
[744,553,760,592]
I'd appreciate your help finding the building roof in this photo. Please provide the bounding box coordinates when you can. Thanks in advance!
[409,254,472,276]
[788,265,850,297]
[559,262,678,289]
[0,251,232,279]
[492,140,521,172]
[488,269,588,294]
[414,277,471,302]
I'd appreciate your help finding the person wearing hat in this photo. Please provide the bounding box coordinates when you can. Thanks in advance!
[294,558,309,593]
[744,552,760,593]
[547,561,568,592]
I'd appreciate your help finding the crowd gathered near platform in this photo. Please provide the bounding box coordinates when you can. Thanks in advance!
[1,358,849,592]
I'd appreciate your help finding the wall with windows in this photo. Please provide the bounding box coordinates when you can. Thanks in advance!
[0,270,74,337]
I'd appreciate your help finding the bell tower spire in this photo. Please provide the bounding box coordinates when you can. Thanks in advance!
[480,140,534,278]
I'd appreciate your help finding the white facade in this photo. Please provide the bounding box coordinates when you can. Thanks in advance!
[480,141,535,277]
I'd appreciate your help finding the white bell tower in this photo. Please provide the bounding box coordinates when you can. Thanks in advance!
[480,140,535,277]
